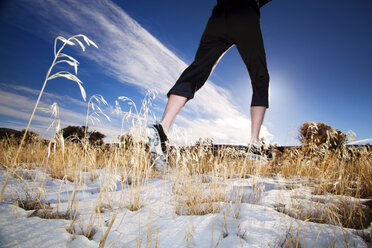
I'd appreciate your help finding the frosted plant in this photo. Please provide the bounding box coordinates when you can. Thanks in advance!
[115,89,158,142]
[40,102,65,157]
[0,34,98,202]
[84,94,110,139]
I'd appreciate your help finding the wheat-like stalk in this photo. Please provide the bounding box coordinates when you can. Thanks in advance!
[0,34,97,202]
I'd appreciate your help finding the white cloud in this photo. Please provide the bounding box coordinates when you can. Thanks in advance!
[0,87,83,127]
[3,0,273,145]
[172,115,273,146]
[1,83,87,108]
[348,138,372,145]
[0,85,124,142]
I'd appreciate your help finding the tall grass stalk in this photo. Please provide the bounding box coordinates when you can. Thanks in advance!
[0,34,97,202]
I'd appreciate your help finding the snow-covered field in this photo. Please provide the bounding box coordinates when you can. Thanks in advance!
[0,167,370,247]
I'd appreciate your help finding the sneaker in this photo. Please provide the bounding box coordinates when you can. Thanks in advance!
[246,142,272,162]
[146,123,169,171]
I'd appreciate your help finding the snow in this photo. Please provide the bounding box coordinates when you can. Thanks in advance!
[0,167,369,247]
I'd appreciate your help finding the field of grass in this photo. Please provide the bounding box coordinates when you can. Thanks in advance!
[1,125,371,247]
[0,35,371,247]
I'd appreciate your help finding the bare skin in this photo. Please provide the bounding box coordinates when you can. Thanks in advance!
[160,94,187,132]
[161,94,266,143]
[250,106,266,143]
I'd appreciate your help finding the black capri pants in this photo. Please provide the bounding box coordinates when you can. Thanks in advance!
[167,3,270,108]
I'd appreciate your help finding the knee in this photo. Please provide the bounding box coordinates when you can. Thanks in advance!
[254,70,269,89]
[259,70,270,84]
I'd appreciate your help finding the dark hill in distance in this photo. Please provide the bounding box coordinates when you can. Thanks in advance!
[0,128,22,139]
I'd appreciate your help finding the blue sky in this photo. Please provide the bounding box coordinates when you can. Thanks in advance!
[0,0,371,146]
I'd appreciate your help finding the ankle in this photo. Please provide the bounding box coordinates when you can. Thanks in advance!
[160,122,169,136]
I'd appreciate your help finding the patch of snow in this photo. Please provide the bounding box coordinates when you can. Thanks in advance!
[0,168,369,247]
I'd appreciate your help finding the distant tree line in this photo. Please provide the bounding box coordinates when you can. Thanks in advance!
[59,125,106,145]
[0,126,106,146]
[0,122,366,150]
[0,128,42,144]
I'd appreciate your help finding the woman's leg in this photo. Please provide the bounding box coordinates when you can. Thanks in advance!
[231,7,270,143]
[163,11,232,132]
[250,106,266,143]
[161,94,188,132]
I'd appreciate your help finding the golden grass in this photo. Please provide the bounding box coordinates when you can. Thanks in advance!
[1,122,371,247]
[1,35,371,247]
[3,137,370,227]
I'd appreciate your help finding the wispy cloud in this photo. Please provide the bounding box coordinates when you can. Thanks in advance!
[348,138,372,145]
[0,85,123,141]
[0,83,86,108]
[0,87,84,127]
[3,0,273,145]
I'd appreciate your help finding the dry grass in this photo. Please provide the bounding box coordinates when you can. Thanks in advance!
[15,196,71,220]
[67,224,97,240]
[15,197,51,211]
[1,35,371,247]
[172,164,226,215]
[29,209,71,220]
[3,133,371,229]
[1,128,371,247]
[267,143,371,231]
[269,146,372,198]
[274,197,372,230]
